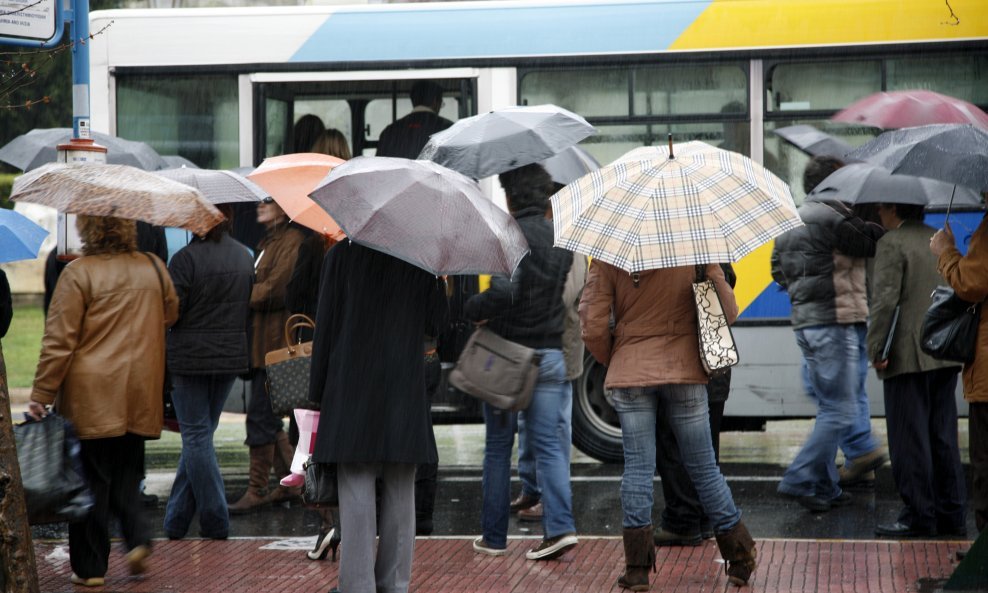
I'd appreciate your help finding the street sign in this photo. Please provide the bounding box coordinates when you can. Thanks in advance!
[0,0,63,47]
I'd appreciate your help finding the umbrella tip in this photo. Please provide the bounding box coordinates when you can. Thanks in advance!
[668,133,674,159]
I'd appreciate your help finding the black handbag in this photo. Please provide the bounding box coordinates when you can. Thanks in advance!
[301,457,338,508]
[920,286,982,364]
[13,413,94,524]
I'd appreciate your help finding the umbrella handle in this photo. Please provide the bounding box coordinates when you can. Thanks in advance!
[668,133,674,159]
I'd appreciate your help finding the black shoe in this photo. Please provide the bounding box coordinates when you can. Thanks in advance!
[510,493,540,513]
[780,492,831,513]
[875,521,935,537]
[829,491,853,508]
[416,517,434,536]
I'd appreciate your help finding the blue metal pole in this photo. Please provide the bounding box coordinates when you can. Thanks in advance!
[70,0,90,139]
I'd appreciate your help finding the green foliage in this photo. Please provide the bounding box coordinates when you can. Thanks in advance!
[0,173,14,209]
[2,304,43,389]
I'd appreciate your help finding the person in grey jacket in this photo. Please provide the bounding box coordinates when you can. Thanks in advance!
[771,156,888,512]
[163,205,254,540]
[866,202,965,537]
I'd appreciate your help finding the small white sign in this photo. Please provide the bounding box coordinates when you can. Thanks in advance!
[0,0,57,43]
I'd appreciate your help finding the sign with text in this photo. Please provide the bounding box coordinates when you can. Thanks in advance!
[0,0,59,46]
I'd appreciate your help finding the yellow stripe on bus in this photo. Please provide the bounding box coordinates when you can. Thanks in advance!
[670,0,988,50]
[733,241,776,315]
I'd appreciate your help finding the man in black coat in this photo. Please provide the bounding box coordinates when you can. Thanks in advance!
[308,241,448,593]
[376,80,453,159]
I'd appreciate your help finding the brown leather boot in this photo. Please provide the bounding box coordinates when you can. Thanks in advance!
[617,525,655,591]
[229,444,274,515]
[715,521,757,586]
[265,430,301,505]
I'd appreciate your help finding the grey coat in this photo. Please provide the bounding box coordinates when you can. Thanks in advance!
[866,220,960,380]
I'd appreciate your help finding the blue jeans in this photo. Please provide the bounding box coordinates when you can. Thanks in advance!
[800,323,879,465]
[164,373,236,538]
[780,324,859,499]
[611,384,741,532]
[481,349,574,547]
[517,414,540,499]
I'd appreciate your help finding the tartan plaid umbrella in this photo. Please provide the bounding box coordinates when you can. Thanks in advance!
[550,141,802,272]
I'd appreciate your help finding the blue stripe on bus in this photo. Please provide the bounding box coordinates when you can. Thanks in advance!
[290,1,713,62]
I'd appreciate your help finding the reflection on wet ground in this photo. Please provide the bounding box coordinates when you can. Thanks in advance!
[30,418,979,543]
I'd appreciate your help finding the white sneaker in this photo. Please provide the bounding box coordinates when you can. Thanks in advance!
[525,533,578,560]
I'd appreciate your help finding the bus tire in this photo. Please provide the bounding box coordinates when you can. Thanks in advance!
[571,353,624,464]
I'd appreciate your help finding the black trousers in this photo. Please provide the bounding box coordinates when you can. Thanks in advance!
[69,433,150,579]
[884,368,966,533]
[971,402,988,533]
[655,397,724,533]
[246,368,283,447]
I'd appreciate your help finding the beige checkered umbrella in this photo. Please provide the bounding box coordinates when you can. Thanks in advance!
[550,141,801,272]
[11,163,224,236]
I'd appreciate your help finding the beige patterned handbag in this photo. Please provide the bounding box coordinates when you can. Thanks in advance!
[692,266,739,376]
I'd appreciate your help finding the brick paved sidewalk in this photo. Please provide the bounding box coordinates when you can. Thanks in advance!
[33,537,967,593]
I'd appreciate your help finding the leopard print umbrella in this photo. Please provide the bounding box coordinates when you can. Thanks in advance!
[10,163,224,236]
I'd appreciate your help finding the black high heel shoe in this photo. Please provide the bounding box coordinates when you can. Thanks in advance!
[308,526,342,561]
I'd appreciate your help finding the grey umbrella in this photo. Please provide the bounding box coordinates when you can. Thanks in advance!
[540,145,600,186]
[845,124,988,192]
[773,125,854,159]
[155,168,267,205]
[805,162,982,207]
[418,104,595,179]
[309,156,529,276]
[0,128,169,172]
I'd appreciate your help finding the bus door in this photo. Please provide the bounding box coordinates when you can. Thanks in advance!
[248,69,486,421]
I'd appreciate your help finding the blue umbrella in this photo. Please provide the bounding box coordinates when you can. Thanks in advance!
[0,208,48,263]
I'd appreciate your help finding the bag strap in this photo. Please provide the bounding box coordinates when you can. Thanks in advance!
[284,313,316,348]
[694,264,706,284]
[141,252,166,298]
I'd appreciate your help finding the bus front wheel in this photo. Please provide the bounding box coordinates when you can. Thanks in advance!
[572,353,624,463]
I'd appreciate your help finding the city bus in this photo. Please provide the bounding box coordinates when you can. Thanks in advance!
[88,0,988,462]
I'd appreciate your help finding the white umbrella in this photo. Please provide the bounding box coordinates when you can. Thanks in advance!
[155,167,267,205]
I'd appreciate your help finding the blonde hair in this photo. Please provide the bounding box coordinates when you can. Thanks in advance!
[312,129,352,160]
[76,215,138,255]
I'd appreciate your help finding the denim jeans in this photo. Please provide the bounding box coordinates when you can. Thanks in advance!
[800,323,879,465]
[164,373,236,538]
[517,414,540,499]
[780,324,859,499]
[611,384,741,532]
[481,349,573,547]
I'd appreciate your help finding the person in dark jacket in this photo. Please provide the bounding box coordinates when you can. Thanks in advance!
[376,80,453,159]
[308,241,448,593]
[163,205,254,540]
[467,164,578,561]
[771,156,888,512]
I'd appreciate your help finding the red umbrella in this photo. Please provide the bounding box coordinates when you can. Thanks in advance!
[832,90,988,131]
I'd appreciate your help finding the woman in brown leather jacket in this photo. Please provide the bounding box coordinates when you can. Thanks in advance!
[29,215,179,587]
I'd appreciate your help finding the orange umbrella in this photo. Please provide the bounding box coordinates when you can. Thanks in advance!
[247,153,346,239]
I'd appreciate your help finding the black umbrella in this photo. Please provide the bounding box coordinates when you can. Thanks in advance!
[0,128,169,172]
[805,162,982,207]
[845,124,988,192]
[773,125,854,159]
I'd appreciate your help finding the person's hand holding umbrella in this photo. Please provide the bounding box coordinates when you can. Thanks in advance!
[930,222,956,257]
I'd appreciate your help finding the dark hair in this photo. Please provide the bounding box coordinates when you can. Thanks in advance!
[293,114,326,153]
[498,164,555,213]
[883,202,925,222]
[204,204,234,242]
[410,80,444,108]
[803,155,844,194]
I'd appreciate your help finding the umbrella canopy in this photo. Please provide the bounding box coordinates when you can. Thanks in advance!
[248,153,346,238]
[805,162,982,207]
[832,90,988,131]
[540,145,600,186]
[162,155,200,169]
[419,104,596,179]
[0,208,48,264]
[10,163,224,236]
[550,141,802,272]
[155,168,266,205]
[844,124,988,192]
[772,125,854,159]
[0,128,169,172]
[309,157,529,276]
